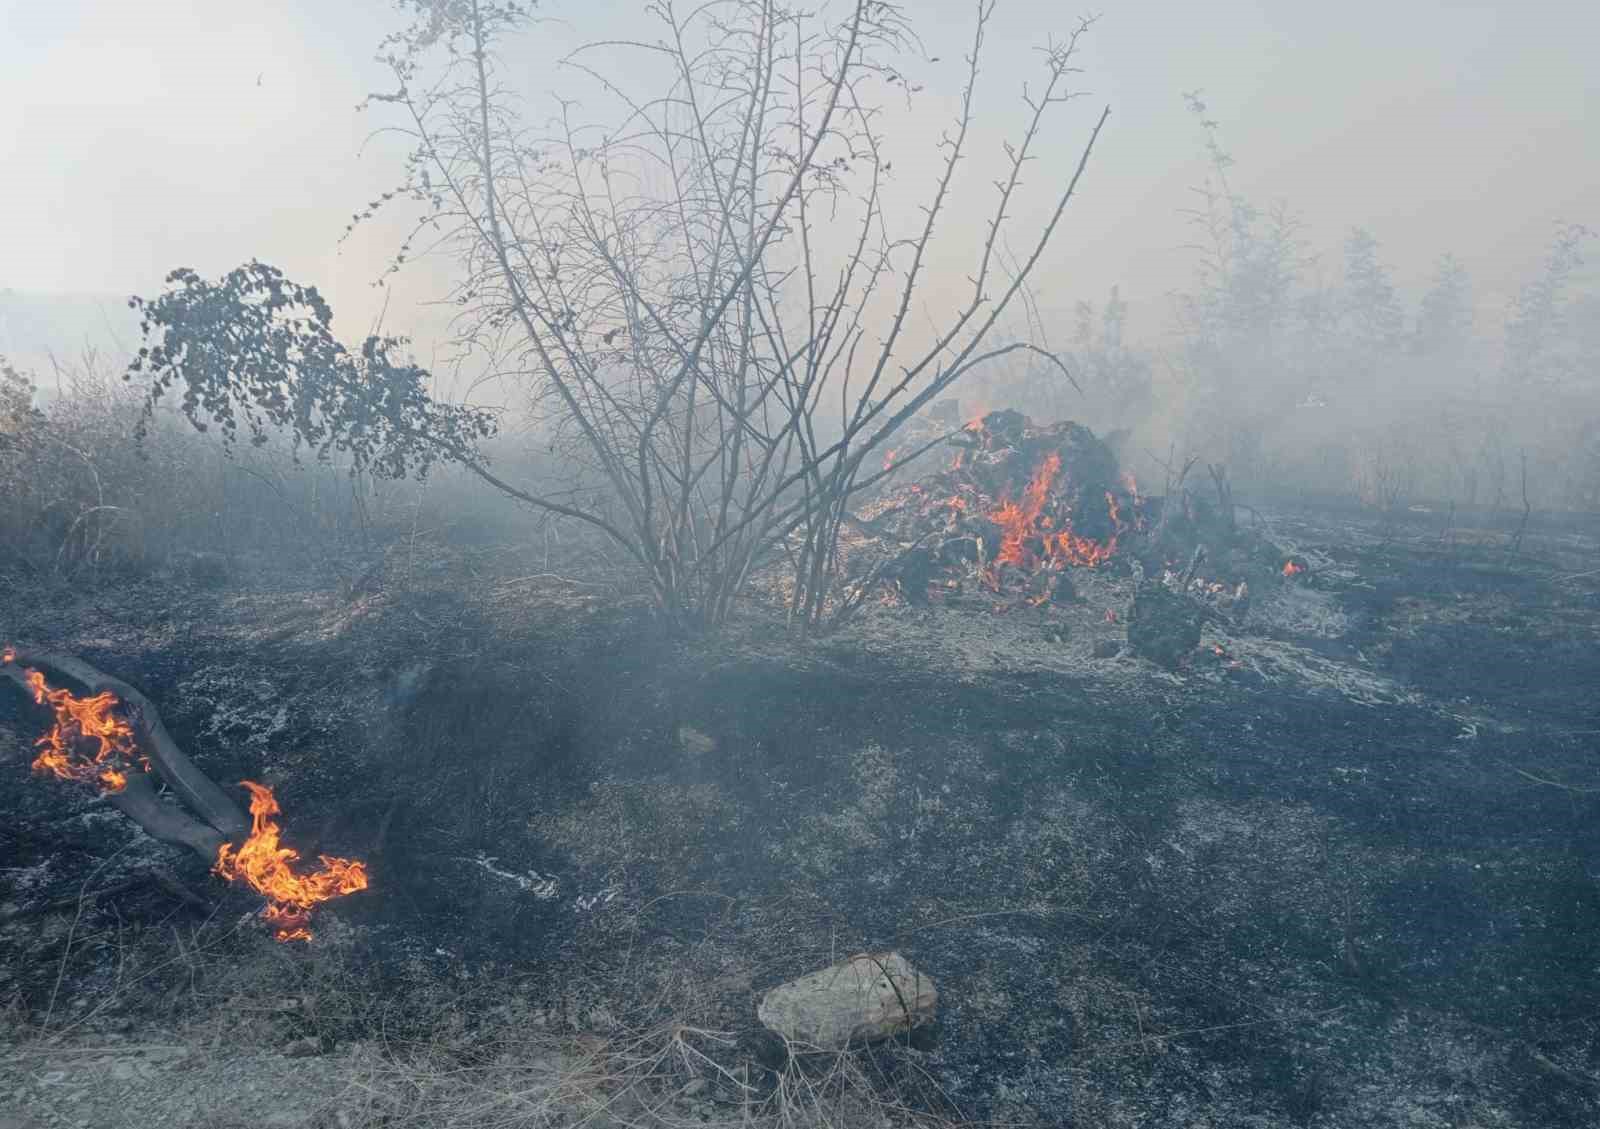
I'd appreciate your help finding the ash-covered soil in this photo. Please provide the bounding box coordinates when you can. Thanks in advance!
[2,500,1598,1128]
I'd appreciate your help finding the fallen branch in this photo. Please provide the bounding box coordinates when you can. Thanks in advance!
[1553,566,1600,583]
[103,772,228,859]
[1513,767,1600,795]
[1,644,247,840]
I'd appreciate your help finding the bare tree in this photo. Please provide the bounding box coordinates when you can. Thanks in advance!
[1171,91,1308,483]
[126,0,1106,631]
[354,0,1106,629]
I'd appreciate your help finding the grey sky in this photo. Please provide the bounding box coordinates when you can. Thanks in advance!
[2,0,1595,375]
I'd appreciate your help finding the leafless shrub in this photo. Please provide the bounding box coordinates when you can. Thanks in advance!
[350,0,1107,630]
[1,350,163,579]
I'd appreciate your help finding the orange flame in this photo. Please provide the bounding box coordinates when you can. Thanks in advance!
[1119,473,1147,530]
[16,663,146,793]
[1282,560,1303,577]
[214,781,369,942]
[988,454,1121,572]
[992,453,1061,569]
[1046,491,1122,567]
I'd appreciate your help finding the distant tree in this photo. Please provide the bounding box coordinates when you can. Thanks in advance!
[1172,91,1310,477]
[1498,223,1600,507]
[1412,252,1473,358]
[1573,292,1600,389]
[1070,286,1152,429]
[1341,227,1405,363]
[1503,222,1595,388]
[1075,285,1127,352]
[1290,273,1341,397]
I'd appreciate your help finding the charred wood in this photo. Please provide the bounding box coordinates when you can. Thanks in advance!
[105,773,228,859]
[1,646,247,840]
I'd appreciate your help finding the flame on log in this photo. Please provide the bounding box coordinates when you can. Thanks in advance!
[3,645,366,940]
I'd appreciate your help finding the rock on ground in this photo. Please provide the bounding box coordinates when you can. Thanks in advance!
[757,951,937,1052]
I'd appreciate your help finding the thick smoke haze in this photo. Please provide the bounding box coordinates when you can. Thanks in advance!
[5,2,1595,348]
[2,0,1597,504]
[7,8,1600,1122]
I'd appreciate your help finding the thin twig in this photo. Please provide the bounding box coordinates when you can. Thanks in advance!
[43,842,132,1033]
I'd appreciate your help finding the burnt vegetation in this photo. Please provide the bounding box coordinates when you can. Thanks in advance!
[2,2,1599,1128]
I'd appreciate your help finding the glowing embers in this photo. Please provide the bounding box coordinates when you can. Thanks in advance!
[4,650,148,793]
[214,781,369,942]
[1283,560,1304,577]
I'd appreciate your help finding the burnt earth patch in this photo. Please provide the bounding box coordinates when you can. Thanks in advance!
[2,500,1598,1127]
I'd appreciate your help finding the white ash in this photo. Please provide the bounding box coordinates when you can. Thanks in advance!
[457,852,559,899]
[574,886,619,912]
[1,857,57,894]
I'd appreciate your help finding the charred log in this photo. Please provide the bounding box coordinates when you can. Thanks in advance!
[1,645,247,840]
[105,772,229,859]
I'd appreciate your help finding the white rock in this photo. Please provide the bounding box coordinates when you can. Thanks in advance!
[757,951,937,1051]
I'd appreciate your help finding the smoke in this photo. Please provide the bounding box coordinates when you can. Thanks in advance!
[4,1,1596,510]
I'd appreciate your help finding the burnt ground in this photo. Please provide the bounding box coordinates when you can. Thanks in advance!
[1,499,1598,1128]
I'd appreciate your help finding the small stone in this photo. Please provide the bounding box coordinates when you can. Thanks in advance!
[678,726,716,755]
[757,952,937,1051]
[682,1077,709,1097]
[281,1036,322,1058]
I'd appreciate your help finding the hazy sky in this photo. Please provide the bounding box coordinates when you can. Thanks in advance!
[3,0,1596,374]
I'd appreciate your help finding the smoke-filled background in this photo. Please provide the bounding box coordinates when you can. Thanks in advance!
[7,9,1600,1126]
[4,0,1598,513]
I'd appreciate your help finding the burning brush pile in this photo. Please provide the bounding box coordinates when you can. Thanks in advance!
[856,410,1144,608]
[2,644,367,942]
[846,410,1277,670]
